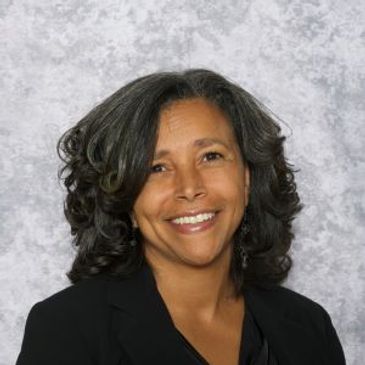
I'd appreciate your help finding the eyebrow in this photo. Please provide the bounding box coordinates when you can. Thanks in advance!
[153,138,230,160]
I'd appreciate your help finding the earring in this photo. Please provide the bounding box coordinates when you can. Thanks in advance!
[237,214,250,269]
[128,213,139,248]
[129,226,139,248]
[241,214,250,236]
[239,245,248,270]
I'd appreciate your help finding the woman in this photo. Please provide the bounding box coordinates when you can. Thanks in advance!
[16,69,346,365]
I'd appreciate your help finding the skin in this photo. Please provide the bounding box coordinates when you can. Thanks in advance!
[132,97,250,365]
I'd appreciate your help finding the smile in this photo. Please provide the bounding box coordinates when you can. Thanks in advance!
[167,211,219,235]
[171,212,216,225]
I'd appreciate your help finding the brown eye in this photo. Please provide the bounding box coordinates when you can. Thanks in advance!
[203,151,224,162]
[150,164,166,173]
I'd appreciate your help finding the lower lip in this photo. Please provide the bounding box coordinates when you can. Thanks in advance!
[167,213,219,234]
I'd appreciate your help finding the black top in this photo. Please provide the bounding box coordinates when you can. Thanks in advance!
[175,303,279,365]
[16,263,346,364]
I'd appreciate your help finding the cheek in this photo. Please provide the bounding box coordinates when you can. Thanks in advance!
[208,168,246,198]
[133,183,169,222]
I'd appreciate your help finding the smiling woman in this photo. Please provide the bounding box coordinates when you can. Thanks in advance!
[16,69,346,365]
[132,98,249,273]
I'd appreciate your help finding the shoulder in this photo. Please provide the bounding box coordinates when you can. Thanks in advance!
[250,284,346,363]
[245,283,331,326]
[25,274,118,338]
[247,283,325,309]
[244,284,346,364]
[35,275,112,313]
[17,275,119,364]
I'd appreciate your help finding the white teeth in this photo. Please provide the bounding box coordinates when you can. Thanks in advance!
[171,213,216,225]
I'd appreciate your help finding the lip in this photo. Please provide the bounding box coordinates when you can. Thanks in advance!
[166,209,219,221]
[167,211,220,235]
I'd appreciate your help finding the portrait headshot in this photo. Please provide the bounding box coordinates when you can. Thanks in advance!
[1,1,363,365]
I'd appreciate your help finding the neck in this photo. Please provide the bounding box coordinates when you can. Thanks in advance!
[145,245,240,323]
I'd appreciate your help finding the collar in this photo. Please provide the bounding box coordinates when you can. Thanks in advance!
[107,263,324,365]
[243,286,325,364]
[107,262,196,364]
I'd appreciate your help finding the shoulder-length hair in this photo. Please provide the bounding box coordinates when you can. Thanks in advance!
[57,69,302,292]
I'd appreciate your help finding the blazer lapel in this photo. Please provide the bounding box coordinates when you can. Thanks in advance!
[243,286,326,365]
[107,263,200,364]
[107,263,326,365]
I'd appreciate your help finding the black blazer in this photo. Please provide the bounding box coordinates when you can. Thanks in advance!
[16,263,346,365]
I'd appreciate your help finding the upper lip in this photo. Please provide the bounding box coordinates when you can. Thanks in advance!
[167,209,219,221]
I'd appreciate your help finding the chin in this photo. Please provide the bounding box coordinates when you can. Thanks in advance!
[178,248,226,268]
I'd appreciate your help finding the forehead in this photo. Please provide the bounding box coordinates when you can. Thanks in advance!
[156,98,236,147]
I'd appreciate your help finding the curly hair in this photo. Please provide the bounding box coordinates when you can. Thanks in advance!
[57,69,303,292]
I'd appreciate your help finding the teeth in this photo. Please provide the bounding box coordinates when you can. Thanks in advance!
[172,213,216,225]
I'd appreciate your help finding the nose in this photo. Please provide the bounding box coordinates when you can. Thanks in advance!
[174,165,207,202]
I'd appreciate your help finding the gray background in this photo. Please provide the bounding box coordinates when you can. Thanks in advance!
[1,1,364,364]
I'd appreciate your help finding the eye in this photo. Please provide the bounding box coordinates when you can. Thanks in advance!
[203,151,224,162]
[150,163,166,173]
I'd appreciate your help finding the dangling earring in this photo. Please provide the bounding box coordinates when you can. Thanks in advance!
[238,214,250,269]
[128,214,139,248]
[239,245,248,270]
[129,226,139,248]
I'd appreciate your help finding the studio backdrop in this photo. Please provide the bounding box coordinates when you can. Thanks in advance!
[0,1,364,365]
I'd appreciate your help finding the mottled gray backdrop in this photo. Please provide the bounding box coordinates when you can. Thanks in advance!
[1,1,364,364]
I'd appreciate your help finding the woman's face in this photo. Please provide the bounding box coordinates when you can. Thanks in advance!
[132,98,250,269]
